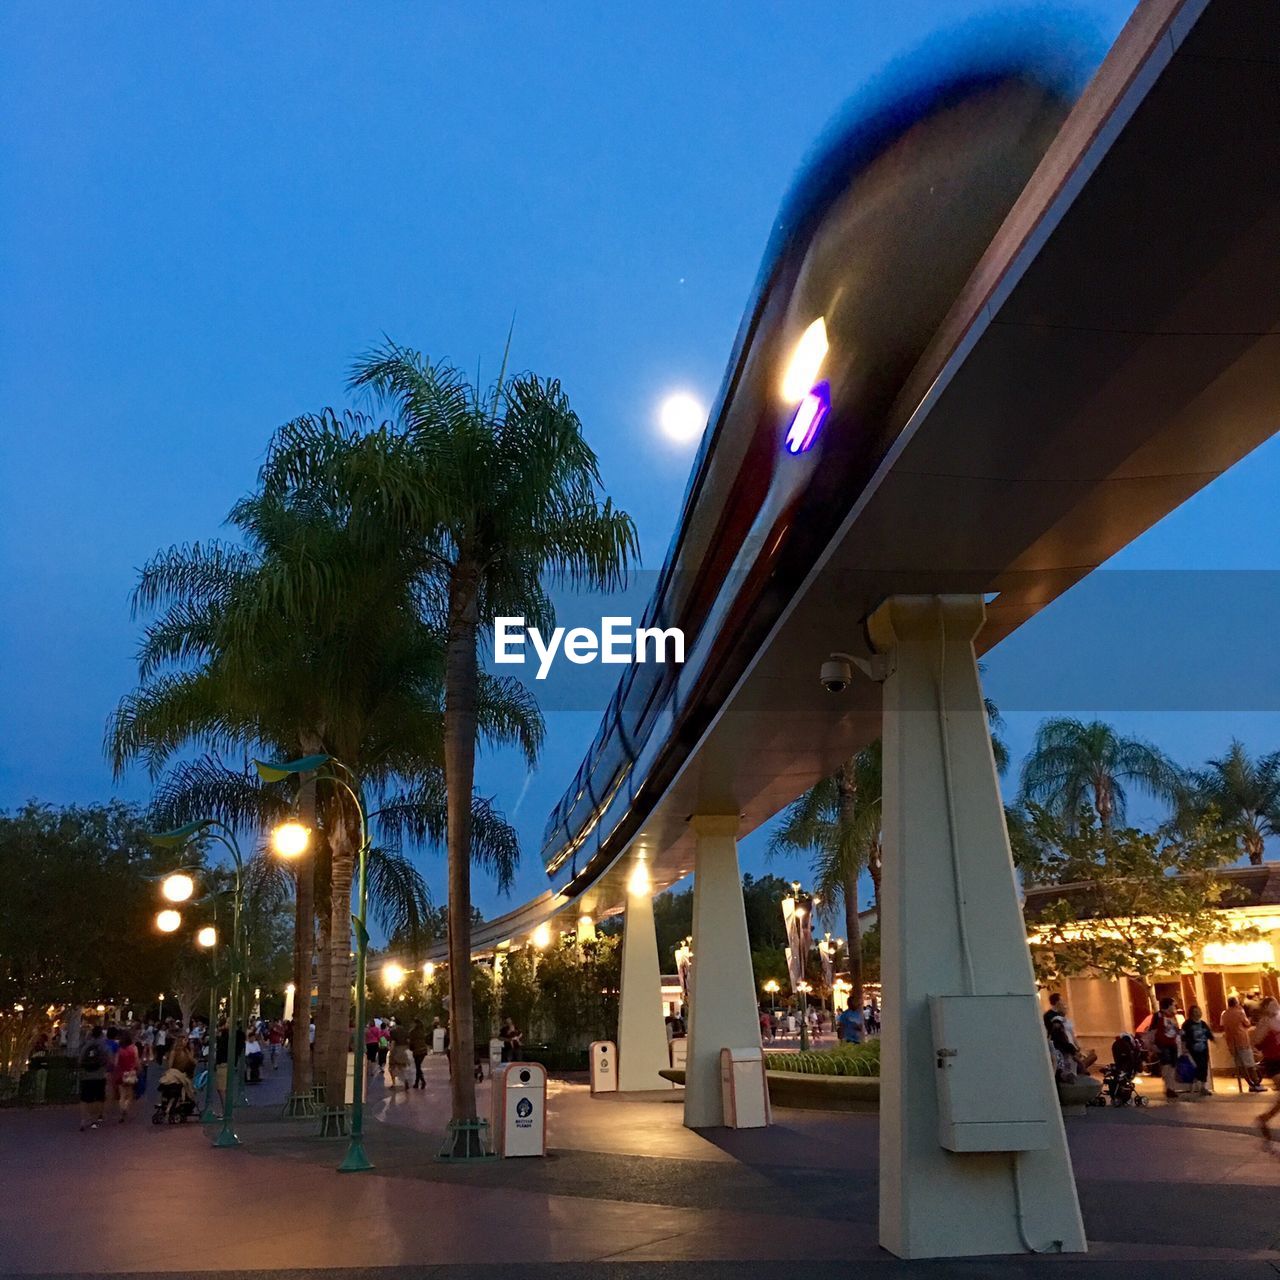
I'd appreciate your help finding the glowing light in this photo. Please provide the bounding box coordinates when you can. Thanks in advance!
[422,962,436,982]
[155,909,182,933]
[628,862,652,896]
[784,382,829,454]
[196,926,217,948]
[1203,940,1275,967]
[658,392,706,444]
[161,873,195,903]
[781,317,828,402]
[577,914,597,943]
[285,982,296,995]
[532,923,552,950]
[272,822,311,858]
[382,961,407,989]
[763,979,780,993]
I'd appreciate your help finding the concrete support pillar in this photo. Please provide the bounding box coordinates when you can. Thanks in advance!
[617,872,674,1092]
[683,814,763,1128]
[870,595,1085,1259]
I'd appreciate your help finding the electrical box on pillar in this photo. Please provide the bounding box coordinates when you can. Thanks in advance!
[930,995,1051,1152]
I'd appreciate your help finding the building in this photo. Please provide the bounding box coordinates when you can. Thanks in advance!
[1024,864,1280,1069]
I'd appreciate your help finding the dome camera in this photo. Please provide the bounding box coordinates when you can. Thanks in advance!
[820,656,853,694]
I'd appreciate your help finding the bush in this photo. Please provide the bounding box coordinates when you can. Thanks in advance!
[764,1039,880,1077]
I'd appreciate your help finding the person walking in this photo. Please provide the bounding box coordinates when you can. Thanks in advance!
[387,1024,412,1091]
[409,1019,428,1089]
[244,1028,265,1083]
[1180,1005,1216,1094]
[836,1003,864,1045]
[1251,996,1280,1146]
[499,1017,523,1063]
[111,1030,141,1124]
[376,1021,391,1072]
[364,1020,381,1072]
[1151,997,1183,1098]
[1221,997,1265,1092]
[78,1026,109,1131]
[268,1020,284,1070]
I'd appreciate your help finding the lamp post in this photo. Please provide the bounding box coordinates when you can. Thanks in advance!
[195,923,220,1122]
[257,752,373,1174]
[150,819,248,1149]
[763,978,779,1014]
[796,981,812,1051]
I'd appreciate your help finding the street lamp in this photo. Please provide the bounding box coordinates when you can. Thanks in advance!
[797,980,812,1051]
[257,752,373,1173]
[382,961,406,990]
[196,926,217,949]
[763,978,779,1013]
[422,961,436,983]
[155,910,182,933]
[150,817,250,1149]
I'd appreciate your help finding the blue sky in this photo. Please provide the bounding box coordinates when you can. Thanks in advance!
[3,1,1277,917]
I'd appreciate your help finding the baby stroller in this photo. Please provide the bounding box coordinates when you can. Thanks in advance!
[1101,1034,1149,1107]
[152,1070,198,1124]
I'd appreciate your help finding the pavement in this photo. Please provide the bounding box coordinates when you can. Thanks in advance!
[1,1052,1278,1279]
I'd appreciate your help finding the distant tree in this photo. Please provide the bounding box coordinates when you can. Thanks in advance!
[1020,805,1246,1003]
[1020,718,1181,831]
[1179,739,1280,866]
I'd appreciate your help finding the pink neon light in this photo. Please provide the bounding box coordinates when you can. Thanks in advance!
[784,382,829,454]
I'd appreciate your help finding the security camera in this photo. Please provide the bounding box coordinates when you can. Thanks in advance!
[819,656,853,694]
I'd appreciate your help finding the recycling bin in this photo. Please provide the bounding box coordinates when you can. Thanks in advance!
[492,1061,547,1156]
[431,1027,446,1054]
[589,1040,617,1094]
[719,1046,770,1129]
[489,1037,505,1070]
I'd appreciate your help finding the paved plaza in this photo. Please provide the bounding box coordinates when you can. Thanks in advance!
[1,1054,1277,1279]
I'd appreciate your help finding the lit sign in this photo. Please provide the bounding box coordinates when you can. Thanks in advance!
[1202,940,1275,967]
[784,382,829,455]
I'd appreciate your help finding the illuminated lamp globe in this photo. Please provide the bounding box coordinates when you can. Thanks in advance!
[155,909,182,934]
[382,961,406,989]
[196,926,217,949]
[161,872,195,903]
[272,822,310,858]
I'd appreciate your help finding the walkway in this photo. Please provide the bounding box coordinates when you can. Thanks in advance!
[1,1053,1277,1277]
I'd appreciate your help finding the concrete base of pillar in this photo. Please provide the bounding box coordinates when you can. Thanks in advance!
[617,875,675,1092]
[683,815,765,1129]
[870,595,1086,1259]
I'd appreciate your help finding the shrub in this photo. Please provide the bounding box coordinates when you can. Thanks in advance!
[764,1039,880,1077]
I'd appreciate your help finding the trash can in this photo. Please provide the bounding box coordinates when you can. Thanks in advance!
[719,1047,770,1129]
[670,1036,688,1072]
[489,1038,505,1070]
[431,1027,446,1054]
[589,1040,616,1094]
[492,1061,547,1156]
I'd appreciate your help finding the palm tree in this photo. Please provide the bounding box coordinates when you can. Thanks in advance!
[108,418,541,1107]
[1180,740,1280,866]
[337,341,638,1148]
[1019,717,1180,831]
[768,743,882,1014]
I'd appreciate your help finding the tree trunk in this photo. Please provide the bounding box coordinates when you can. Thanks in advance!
[443,563,481,1136]
[835,765,864,1015]
[289,772,317,1098]
[867,839,882,917]
[1245,831,1264,866]
[322,801,356,1106]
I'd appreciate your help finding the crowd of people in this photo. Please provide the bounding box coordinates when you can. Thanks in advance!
[1043,989,1280,1139]
[33,1013,295,1132]
[755,997,881,1046]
